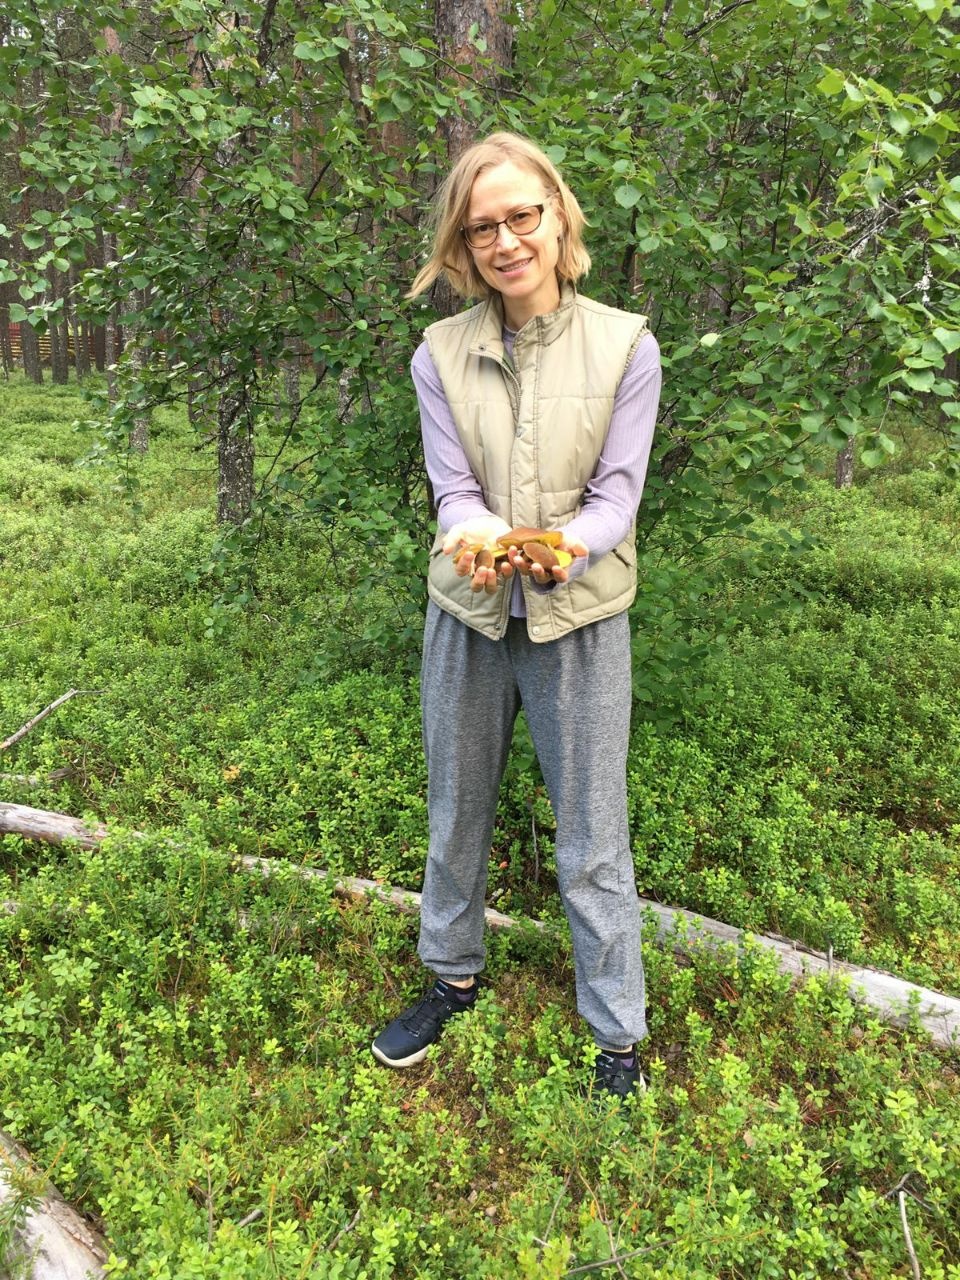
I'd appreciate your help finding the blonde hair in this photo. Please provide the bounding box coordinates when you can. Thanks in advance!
[407,132,591,301]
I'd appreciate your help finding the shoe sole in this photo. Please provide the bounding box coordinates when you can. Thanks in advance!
[371,1040,431,1069]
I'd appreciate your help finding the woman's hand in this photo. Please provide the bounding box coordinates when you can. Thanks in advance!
[506,533,588,585]
[442,516,515,595]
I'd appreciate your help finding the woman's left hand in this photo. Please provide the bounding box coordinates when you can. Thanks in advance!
[507,533,589,585]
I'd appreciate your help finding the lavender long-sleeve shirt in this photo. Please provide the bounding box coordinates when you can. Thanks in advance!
[413,325,662,616]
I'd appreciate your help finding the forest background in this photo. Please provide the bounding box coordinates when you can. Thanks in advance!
[2,0,960,1276]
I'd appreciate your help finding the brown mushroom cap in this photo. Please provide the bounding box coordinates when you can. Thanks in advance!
[496,527,563,550]
[523,541,559,570]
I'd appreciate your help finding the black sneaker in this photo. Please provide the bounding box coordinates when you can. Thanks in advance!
[371,978,477,1068]
[591,1050,646,1100]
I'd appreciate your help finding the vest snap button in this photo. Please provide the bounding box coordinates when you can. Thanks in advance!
[531,625,541,636]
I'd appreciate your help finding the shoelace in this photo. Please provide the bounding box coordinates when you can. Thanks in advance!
[595,1053,632,1085]
[400,989,452,1036]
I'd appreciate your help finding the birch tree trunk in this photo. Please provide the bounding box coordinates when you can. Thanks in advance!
[432,0,514,322]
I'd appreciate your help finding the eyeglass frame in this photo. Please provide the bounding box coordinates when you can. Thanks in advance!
[459,203,547,250]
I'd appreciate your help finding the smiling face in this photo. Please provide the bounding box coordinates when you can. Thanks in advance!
[464,159,564,330]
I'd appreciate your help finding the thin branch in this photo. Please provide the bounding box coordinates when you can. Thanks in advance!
[537,1171,572,1259]
[684,0,757,39]
[1,617,43,630]
[898,1190,922,1280]
[328,1206,361,1252]
[562,1235,684,1275]
[1,690,101,754]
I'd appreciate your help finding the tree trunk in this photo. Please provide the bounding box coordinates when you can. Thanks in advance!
[0,294,10,379]
[49,268,70,386]
[129,288,151,453]
[21,318,43,384]
[941,350,958,427]
[432,0,514,323]
[434,0,513,162]
[67,264,90,380]
[284,348,301,419]
[102,233,119,403]
[835,437,855,489]
[217,376,254,525]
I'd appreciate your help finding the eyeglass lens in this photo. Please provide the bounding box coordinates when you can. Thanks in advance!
[463,205,543,248]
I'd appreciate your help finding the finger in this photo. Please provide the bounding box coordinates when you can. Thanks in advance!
[455,552,476,577]
[551,567,569,584]
[560,538,589,558]
[499,559,514,580]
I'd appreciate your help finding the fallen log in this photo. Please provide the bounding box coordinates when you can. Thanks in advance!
[0,802,107,849]
[0,1129,106,1279]
[240,855,960,1049]
[2,801,959,1049]
[0,768,77,788]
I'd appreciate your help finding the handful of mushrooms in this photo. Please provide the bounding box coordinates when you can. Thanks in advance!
[453,526,578,592]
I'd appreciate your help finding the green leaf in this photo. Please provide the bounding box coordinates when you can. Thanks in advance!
[700,332,720,348]
[399,47,427,67]
[888,110,911,136]
[22,230,45,250]
[932,327,960,355]
[707,232,728,252]
[614,184,641,209]
[8,303,27,322]
[905,134,939,164]
[817,69,845,96]
[942,195,960,222]
[902,368,935,391]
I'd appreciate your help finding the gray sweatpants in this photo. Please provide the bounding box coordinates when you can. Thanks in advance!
[418,601,647,1050]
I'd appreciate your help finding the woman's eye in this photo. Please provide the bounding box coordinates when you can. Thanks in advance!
[510,210,535,228]
[471,223,494,237]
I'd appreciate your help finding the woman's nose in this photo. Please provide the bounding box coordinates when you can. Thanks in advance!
[495,222,521,248]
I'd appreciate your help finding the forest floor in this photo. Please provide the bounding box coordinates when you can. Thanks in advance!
[1,376,959,1278]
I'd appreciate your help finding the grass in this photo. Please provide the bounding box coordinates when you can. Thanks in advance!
[2,374,960,1277]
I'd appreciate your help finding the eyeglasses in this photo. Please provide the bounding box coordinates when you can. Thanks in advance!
[460,204,546,250]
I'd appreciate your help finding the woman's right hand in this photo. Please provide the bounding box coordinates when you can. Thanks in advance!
[442,516,514,595]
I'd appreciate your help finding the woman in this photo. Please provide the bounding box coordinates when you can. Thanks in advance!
[372,132,662,1098]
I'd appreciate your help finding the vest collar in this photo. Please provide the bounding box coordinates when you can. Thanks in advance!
[468,280,578,360]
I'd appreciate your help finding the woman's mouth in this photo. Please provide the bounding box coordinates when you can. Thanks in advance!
[496,258,532,277]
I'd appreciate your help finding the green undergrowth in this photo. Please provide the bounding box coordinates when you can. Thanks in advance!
[3,377,960,1273]
[1,834,960,1279]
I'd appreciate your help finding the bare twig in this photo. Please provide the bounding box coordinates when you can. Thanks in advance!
[563,1229,769,1276]
[536,1171,572,1260]
[236,1206,264,1228]
[328,1206,361,1251]
[206,1165,215,1247]
[898,1190,922,1280]
[1,690,101,753]
[562,1235,683,1275]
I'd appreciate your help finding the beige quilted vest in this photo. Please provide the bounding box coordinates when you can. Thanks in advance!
[424,284,649,643]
